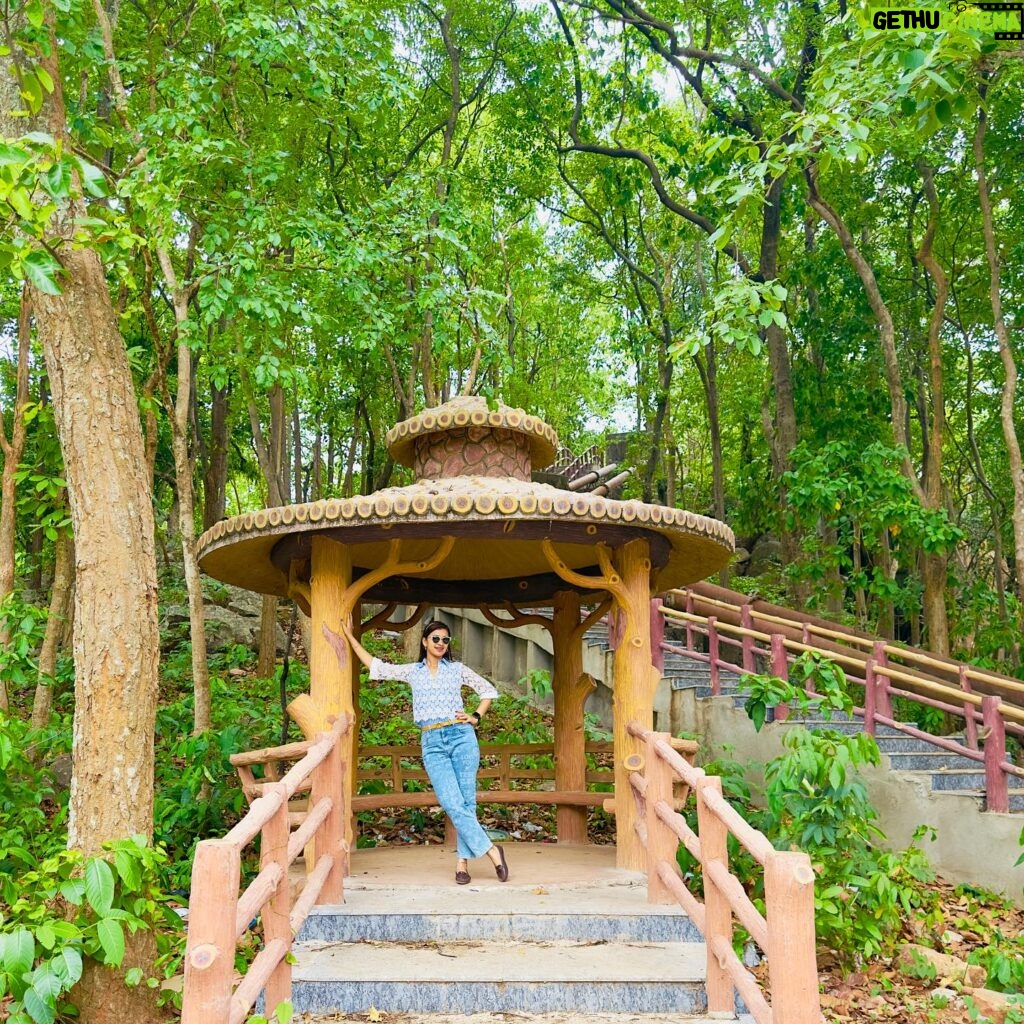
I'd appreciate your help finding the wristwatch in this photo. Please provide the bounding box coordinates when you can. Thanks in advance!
[470,711,481,725]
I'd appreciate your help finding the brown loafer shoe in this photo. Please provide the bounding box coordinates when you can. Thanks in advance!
[493,845,509,882]
[455,870,471,885]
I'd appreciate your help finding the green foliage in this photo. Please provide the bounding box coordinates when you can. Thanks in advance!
[0,837,183,1024]
[0,711,66,876]
[246,1001,294,1024]
[153,674,285,890]
[0,592,48,694]
[518,668,553,700]
[737,652,852,732]
[781,442,964,624]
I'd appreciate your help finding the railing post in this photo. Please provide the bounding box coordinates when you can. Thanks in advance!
[645,731,679,905]
[864,659,877,737]
[651,598,665,674]
[182,840,241,1024]
[771,634,790,722]
[872,642,893,719]
[685,590,695,650]
[961,667,978,750]
[261,783,293,1016]
[982,695,1008,813]
[708,616,720,696]
[311,724,346,901]
[765,851,820,1024]
[740,604,755,674]
[695,775,733,1015]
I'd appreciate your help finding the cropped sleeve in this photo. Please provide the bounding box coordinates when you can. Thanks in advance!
[368,656,417,684]
[458,663,499,700]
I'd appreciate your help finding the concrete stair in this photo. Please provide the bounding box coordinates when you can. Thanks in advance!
[290,880,727,1017]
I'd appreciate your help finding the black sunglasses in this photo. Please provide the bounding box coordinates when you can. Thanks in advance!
[428,635,451,645]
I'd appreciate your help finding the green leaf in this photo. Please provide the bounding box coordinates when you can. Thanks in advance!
[48,948,82,988]
[124,966,143,987]
[0,929,35,978]
[95,918,125,966]
[23,985,56,1024]
[25,0,45,27]
[21,251,63,296]
[9,188,34,220]
[84,857,115,916]
[114,848,141,891]
[76,159,109,198]
[901,49,927,70]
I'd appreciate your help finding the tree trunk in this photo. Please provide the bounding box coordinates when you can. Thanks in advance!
[155,244,212,733]
[0,286,32,712]
[974,88,1024,605]
[915,163,950,657]
[201,380,229,530]
[30,528,74,732]
[257,595,278,679]
[35,240,161,852]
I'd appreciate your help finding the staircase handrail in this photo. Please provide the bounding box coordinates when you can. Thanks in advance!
[670,583,1024,705]
[656,601,1023,811]
[181,714,351,1024]
[660,605,1024,731]
[626,721,820,1024]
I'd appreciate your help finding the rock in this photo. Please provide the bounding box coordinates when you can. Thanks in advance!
[204,605,287,654]
[747,535,783,575]
[963,987,1019,1024]
[929,987,963,1010]
[897,943,987,988]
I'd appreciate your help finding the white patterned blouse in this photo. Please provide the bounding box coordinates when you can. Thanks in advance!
[368,656,499,727]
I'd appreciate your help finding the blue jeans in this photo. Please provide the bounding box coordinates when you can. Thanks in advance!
[420,723,492,859]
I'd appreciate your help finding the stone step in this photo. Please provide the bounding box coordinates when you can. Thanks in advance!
[874,734,968,754]
[290,938,709,1015]
[929,768,989,792]
[299,894,701,945]
[957,789,1024,812]
[884,750,982,772]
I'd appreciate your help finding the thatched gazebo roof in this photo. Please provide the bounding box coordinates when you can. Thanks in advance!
[196,396,734,605]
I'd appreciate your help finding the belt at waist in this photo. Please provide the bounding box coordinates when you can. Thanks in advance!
[420,718,465,733]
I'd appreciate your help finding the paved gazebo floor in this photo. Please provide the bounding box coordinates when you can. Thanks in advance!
[342,841,630,892]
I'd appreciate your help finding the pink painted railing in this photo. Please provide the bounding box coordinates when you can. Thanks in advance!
[656,587,1024,813]
[180,714,350,1024]
[626,721,820,1024]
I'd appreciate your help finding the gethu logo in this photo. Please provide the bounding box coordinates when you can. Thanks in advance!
[860,1,1023,39]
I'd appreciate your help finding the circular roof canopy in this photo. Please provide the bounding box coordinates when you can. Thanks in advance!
[196,475,735,606]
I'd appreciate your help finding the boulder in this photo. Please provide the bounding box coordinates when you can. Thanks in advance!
[897,943,986,988]
[204,605,287,654]
[747,535,783,575]
[963,987,1019,1024]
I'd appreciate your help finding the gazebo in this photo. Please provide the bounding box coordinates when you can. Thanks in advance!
[195,396,734,869]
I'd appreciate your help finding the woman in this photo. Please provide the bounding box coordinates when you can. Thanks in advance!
[331,617,509,885]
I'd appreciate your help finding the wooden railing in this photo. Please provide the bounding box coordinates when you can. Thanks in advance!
[181,714,350,1024]
[658,586,1024,813]
[233,740,617,835]
[625,720,820,1024]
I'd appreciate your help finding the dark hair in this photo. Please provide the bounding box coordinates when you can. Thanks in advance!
[420,619,453,662]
